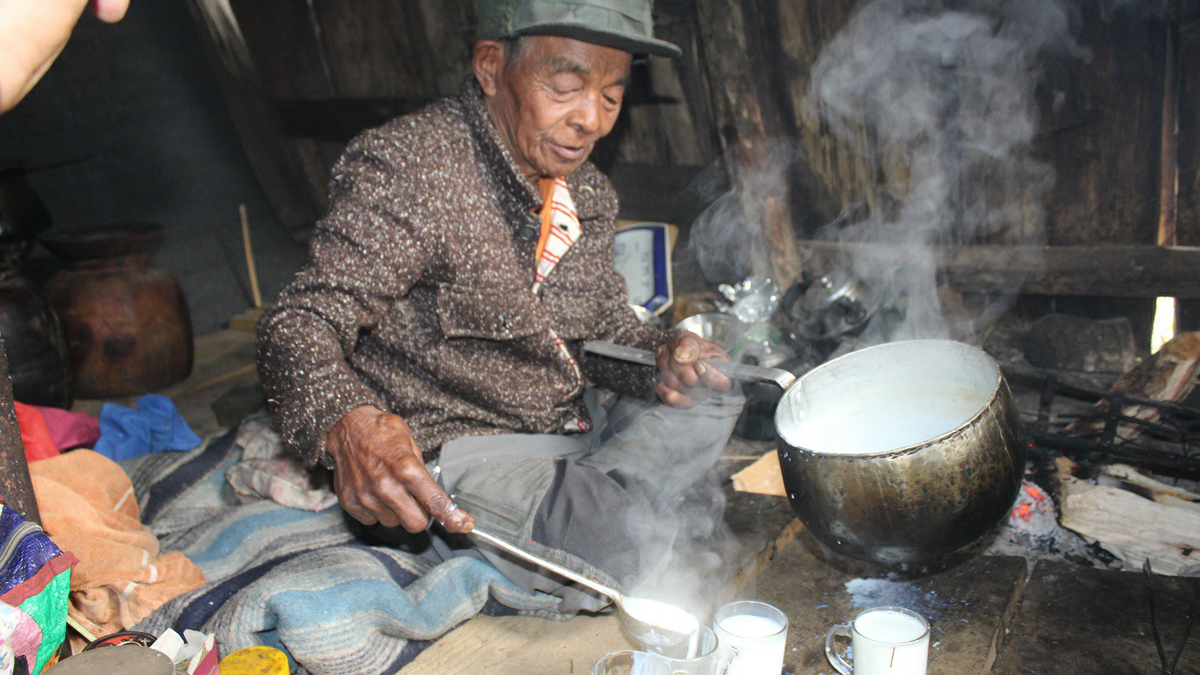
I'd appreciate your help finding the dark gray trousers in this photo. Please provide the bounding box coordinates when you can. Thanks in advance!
[428,389,744,614]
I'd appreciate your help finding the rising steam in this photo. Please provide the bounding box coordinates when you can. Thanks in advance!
[807,0,1088,344]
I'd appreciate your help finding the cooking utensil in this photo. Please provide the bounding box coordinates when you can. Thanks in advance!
[774,339,1025,563]
[584,338,1025,564]
[582,341,796,390]
[469,526,697,647]
[780,269,877,341]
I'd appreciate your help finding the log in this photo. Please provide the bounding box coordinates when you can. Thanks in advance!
[695,0,804,287]
[1059,471,1200,576]
[1102,464,1200,513]
[1065,331,1200,441]
[799,240,1200,298]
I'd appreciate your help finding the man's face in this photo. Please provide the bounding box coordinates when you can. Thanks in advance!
[476,36,632,181]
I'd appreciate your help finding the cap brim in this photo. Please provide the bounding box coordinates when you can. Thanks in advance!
[519,23,682,58]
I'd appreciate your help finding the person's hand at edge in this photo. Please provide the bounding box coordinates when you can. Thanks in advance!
[326,405,475,534]
[654,332,733,409]
[0,0,130,113]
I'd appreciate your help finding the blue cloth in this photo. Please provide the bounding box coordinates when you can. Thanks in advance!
[93,394,202,461]
[0,507,63,597]
[124,428,563,675]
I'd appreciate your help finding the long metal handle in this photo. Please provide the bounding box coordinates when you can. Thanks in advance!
[582,340,797,390]
[470,527,623,602]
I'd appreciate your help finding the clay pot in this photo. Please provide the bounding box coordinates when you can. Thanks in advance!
[42,223,193,398]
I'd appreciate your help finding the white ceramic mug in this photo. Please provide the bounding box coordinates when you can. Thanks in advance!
[713,600,788,675]
[824,606,930,675]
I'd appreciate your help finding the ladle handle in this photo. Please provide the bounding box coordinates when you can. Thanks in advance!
[469,527,623,602]
[583,340,797,390]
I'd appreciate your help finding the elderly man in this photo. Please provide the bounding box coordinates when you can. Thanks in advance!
[258,0,742,613]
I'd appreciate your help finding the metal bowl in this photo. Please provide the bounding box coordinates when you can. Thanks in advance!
[774,340,1026,564]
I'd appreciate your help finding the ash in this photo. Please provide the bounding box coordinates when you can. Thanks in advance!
[982,478,1105,568]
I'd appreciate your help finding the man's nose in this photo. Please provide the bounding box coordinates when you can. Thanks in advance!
[569,92,604,137]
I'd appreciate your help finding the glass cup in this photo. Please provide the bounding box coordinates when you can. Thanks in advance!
[713,600,789,675]
[641,625,727,675]
[592,650,673,675]
[824,606,930,675]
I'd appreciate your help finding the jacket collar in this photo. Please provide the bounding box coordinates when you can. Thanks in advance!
[459,79,607,222]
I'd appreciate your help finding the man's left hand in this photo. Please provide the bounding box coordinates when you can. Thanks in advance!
[654,332,733,409]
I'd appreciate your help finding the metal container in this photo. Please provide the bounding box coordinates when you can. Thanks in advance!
[774,340,1025,564]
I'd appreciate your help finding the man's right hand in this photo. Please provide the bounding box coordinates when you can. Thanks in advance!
[326,405,474,534]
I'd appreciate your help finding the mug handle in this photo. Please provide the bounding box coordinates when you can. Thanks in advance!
[718,645,739,673]
[824,623,853,675]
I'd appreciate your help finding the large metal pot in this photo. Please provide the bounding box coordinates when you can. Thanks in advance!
[775,339,1025,564]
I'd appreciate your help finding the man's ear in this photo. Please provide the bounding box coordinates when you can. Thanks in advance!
[472,40,506,97]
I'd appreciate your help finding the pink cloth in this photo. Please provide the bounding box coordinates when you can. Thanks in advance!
[12,403,58,463]
[27,405,99,451]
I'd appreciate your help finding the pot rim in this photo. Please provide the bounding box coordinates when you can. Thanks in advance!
[776,339,1004,458]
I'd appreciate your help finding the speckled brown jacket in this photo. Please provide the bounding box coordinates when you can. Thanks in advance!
[256,80,669,466]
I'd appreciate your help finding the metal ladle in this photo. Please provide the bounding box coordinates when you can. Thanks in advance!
[582,340,797,389]
[468,527,698,648]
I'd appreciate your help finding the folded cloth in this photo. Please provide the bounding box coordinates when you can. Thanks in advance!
[11,404,58,463]
[26,406,99,452]
[224,410,337,512]
[29,450,206,637]
[93,394,202,462]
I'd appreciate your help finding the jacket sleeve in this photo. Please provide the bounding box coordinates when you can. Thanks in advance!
[577,196,675,400]
[256,131,429,466]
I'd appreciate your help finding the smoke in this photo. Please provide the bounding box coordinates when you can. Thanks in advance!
[686,142,801,285]
[807,0,1087,344]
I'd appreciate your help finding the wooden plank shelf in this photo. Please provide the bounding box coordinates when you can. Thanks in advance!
[800,240,1200,299]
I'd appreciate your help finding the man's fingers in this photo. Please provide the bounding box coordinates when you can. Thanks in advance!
[699,365,733,392]
[407,472,475,533]
[657,383,697,409]
[357,493,401,528]
[659,367,690,394]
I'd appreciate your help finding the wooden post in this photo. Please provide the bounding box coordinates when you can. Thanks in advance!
[1159,3,1180,249]
[0,336,40,525]
[694,0,804,288]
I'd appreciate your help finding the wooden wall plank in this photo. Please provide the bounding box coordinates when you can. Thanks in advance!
[1037,5,1164,246]
[1032,5,1166,346]
[1174,2,1200,330]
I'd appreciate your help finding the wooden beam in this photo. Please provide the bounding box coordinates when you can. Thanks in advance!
[799,240,1200,298]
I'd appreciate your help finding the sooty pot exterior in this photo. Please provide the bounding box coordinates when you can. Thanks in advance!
[774,341,1026,564]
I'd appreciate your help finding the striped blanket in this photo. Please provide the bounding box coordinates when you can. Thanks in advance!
[125,428,562,674]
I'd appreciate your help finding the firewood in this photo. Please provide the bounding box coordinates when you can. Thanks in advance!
[1059,470,1200,576]
[1065,331,1200,442]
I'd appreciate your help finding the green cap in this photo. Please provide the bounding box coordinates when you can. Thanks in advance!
[477,0,681,58]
